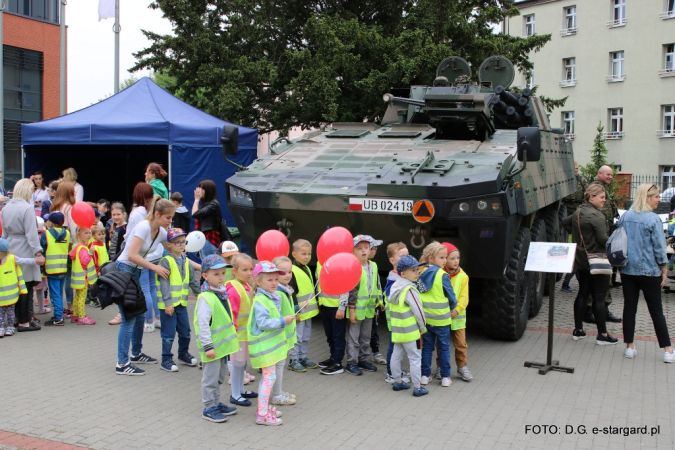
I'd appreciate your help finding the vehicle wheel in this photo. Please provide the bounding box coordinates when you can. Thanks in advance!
[558,204,568,243]
[482,227,533,341]
[529,218,547,317]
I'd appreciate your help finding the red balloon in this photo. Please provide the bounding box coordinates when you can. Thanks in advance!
[71,202,95,228]
[0,214,3,236]
[256,230,290,262]
[317,227,353,264]
[319,252,362,295]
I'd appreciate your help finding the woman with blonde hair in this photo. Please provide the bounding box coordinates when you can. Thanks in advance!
[1,179,46,331]
[563,183,616,345]
[620,183,675,362]
[62,167,84,202]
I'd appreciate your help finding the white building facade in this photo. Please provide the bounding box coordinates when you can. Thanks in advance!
[504,0,675,180]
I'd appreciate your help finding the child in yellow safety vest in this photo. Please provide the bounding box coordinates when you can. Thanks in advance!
[195,254,239,423]
[383,242,411,383]
[218,240,239,283]
[442,242,473,382]
[270,256,298,405]
[418,242,457,387]
[88,223,108,308]
[364,235,386,365]
[287,239,319,372]
[387,255,428,397]
[225,253,258,406]
[0,238,28,337]
[248,261,295,426]
[68,226,97,325]
[41,212,70,326]
[156,228,201,373]
[345,235,381,376]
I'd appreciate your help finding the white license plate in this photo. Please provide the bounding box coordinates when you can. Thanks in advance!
[349,198,413,214]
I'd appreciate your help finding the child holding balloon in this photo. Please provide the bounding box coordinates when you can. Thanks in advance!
[248,261,295,426]
[288,239,319,372]
[226,253,258,405]
[68,226,97,325]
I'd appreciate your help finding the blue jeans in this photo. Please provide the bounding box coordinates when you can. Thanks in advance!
[47,276,65,320]
[421,324,451,378]
[116,261,144,364]
[199,239,217,261]
[160,305,191,362]
[386,334,395,376]
[141,268,159,323]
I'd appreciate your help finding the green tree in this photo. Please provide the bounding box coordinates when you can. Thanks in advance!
[132,0,554,135]
[581,122,626,204]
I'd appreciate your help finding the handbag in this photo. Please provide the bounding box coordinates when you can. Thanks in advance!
[578,209,613,275]
[605,214,628,267]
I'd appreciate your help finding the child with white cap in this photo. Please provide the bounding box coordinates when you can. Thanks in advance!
[218,240,239,282]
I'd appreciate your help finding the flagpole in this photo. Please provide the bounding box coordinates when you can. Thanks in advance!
[113,0,120,94]
[59,0,66,115]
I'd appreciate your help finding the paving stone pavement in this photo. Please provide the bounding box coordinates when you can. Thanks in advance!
[2,293,675,450]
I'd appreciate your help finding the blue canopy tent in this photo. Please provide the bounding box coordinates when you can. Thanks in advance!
[20,77,257,229]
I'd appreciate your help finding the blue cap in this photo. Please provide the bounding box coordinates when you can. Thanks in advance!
[0,238,9,253]
[201,254,227,272]
[397,255,427,274]
[47,211,65,226]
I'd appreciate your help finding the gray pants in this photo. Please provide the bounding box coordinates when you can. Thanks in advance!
[271,359,286,398]
[391,341,421,387]
[201,357,226,409]
[346,318,373,365]
[288,318,312,360]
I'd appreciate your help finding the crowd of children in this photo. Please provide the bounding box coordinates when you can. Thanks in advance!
[0,190,473,426]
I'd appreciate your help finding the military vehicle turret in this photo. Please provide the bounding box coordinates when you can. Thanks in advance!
[223,55,575,340]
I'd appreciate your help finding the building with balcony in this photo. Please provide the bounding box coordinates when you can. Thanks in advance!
[2,1,65,187]
[504,0,675,180]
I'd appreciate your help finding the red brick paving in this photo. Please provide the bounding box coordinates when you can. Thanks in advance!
[0,430,88,450]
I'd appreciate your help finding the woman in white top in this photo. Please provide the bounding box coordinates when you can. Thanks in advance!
[30,171,49,212]
[62,167,84,203]
[49,181,77,313]
[115,196,175,375]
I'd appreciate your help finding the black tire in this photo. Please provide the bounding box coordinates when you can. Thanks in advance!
[542,206,560,243]
[558,204,568,243]
[529,218,547,317]
[482,227,533,340]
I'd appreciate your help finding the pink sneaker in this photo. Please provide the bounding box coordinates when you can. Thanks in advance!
[78,316,96,325]
[255,412,283,426]
[269,406,282,418]
[71,316,80,323]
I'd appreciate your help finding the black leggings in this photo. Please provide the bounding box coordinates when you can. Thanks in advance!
[15,281,37,324]
[622,274,671,348]
[574,270,610,333]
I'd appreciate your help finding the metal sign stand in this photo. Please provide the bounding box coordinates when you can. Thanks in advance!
[524,273,575,375]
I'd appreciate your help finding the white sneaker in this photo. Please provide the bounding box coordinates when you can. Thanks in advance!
[154,318,161,329]
[271,394,296,405]
[420,375,430,385]
[144,322,155,333]
[458,366,474,381]
[441,377,452,387]
[664,350,675,363]
[386,372,411,383]
[624,347,636,359]
[385,373,395,383]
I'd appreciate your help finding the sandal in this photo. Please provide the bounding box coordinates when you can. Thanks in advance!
[255,412,283,426]
[109,313,122,325]
[37,307,52,315]
[269,406,282,418]
[5,327,15,336]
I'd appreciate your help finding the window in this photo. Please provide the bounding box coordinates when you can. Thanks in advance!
[526,65,535,89]
[661,0,675,19]
[560,58,576,87]
[562,111,575,139]
[6,0,60,23]
[608,0,626,27]
[3,45,44,187]
[565,6,577,29]
[662,44,675,75]
[524,15,535,37]
[662,105,675,136]
[605,108,624,139]
[607,51,625,81]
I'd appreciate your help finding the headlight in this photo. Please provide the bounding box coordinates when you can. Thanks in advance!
[229,186,253,207]
[448,196,504,217]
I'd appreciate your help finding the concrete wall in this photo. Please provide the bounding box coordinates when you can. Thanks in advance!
[505,0,675,176]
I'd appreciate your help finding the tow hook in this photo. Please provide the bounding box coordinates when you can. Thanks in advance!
[277,218,293,238]
[409,225,427,249]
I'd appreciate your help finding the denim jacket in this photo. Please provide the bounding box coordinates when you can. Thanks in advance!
[620,210,667,277]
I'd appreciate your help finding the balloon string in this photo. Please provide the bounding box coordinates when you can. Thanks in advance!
[295,278,321,316]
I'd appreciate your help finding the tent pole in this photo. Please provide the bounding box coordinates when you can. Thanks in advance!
[20,145,24,178]
[0,1,5,187]
[168,145,172,192]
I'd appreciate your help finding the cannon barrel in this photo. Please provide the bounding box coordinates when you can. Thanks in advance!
[522,108,534,125]
[518,96,529,107]
[521,87,532,97]
[495,85,521,107]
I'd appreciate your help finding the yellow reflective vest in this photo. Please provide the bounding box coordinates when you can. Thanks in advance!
[247,293,288,369]
[71,244,97,290]
[350,261,379,320]
[194,291,239,363]
[226,279,252,342]
[292,265,318,320]
[389,285,421,343]
[155,256,189,309]
[450,269,468,331]
[45,227,70,275]
[419,267,452,327]
[315,261,341,307]
[278,288,297,351]
[0,255,27,307]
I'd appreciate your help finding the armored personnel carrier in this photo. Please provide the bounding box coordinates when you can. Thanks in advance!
[224,56,575,340]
